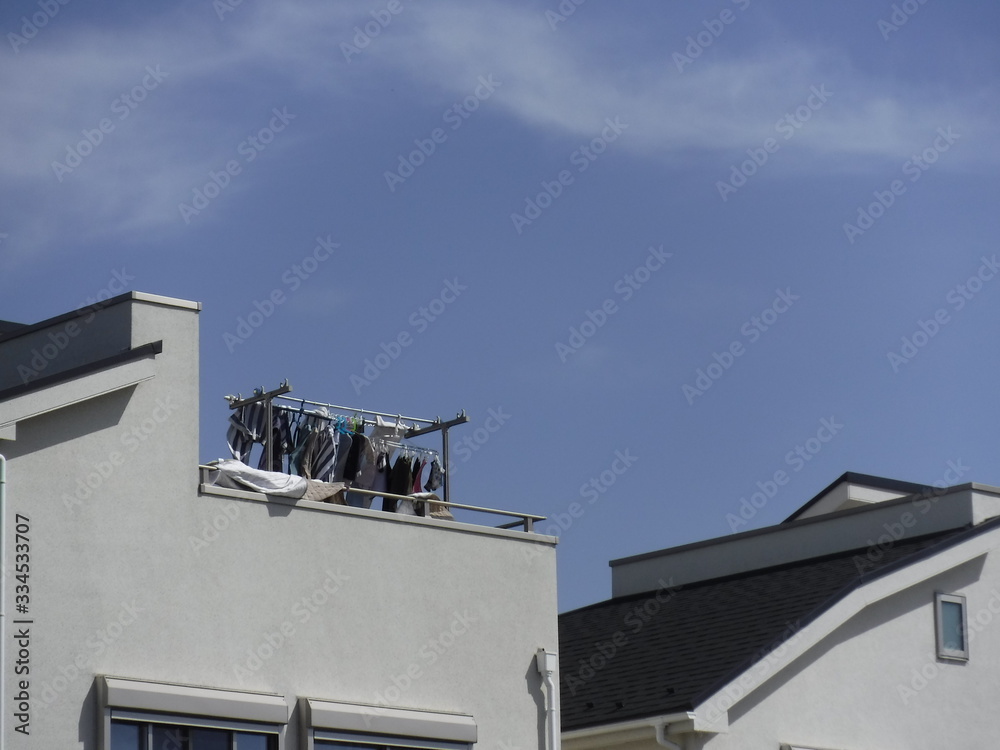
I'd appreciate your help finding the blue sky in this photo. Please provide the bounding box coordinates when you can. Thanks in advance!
[2,0,999,612]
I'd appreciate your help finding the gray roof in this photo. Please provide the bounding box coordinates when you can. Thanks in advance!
[0,319,26,336]
[559,526,975,731]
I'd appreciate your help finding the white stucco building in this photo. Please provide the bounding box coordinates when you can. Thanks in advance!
[0,292,560,750]
[559,472,1000,749]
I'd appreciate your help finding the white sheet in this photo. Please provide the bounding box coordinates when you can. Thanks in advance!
[209,458,308,498]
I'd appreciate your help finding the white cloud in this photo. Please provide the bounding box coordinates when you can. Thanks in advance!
[0,0,994,256]
[379,1,996,164]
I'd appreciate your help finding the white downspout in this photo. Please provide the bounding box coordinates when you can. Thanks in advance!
[1,453,6,747]
[654,721,683,750]
[536,649,561,750]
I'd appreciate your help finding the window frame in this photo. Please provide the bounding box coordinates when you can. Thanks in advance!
[302,698,475,750]
[110,714,280,750]
[934,591,970,661]
[98,676,289,750]
[313,730,471,750]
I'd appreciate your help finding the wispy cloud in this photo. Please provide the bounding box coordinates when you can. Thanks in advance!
[379,1,996,163]
[1,0,995,255]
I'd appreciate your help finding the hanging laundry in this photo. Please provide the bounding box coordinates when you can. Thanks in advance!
[227,402,268,463]
[257,409,292,473]
[365,446,393,510]
[346,433,377,508]
[343,430,366,482]
[288,421,315,477]
[425,457,444,491]
[412,458,427,494]
[288,409,338,481]
[367,415,410,450]
[332,431,353,481]
[311,424,338,482]
[385,453,413,512]
[225,397,454,517]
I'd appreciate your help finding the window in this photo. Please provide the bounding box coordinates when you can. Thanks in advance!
[303,699,475,750]
[99,677,289,750]
[314,732,469,750]
[935,592,969,661]
[111,719,277,750]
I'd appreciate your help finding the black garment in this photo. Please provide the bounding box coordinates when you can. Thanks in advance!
[384,454,413,512]
[343,431,366,481]
[425,458,444,491]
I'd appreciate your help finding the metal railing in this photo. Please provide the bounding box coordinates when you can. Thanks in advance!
[198,465,545,533]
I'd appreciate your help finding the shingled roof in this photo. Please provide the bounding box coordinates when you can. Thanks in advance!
[559,527,968,731]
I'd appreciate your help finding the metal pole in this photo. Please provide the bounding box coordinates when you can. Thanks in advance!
[272,396,437,427]
[441,426,451,505]
[265,398,273,472]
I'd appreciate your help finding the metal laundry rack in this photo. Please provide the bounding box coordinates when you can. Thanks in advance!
[224,380,469,505]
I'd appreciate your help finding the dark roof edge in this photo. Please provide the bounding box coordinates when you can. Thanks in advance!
[0,291,199,347]
[0,320,27,335]
[564,528,961,618]
[0,292,138,346]
[0,341,163,403]
[686,515,1000,710]
[609,480,980,569]
[782,471,939,523]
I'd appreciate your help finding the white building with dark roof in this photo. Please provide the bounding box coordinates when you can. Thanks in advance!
[559,473,1000,749]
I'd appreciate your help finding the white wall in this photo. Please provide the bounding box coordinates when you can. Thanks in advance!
[695,548,1000,750]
